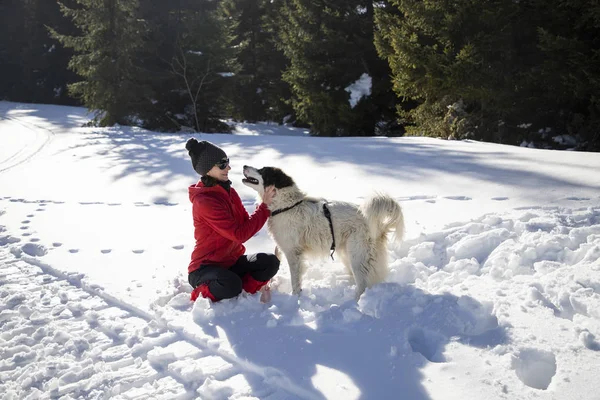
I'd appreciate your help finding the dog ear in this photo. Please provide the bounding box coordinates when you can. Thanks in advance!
[271,168,294,188]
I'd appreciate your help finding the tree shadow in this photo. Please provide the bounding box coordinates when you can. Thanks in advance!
[3,102,598,206]
[195,283,509,400]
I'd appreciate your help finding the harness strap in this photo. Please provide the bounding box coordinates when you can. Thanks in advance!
[270,200,303,217]
[322,203,336,260]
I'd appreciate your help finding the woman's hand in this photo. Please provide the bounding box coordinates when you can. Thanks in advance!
[262,186,276,206]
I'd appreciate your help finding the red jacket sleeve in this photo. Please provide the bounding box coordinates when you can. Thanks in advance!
[196,196,270,243]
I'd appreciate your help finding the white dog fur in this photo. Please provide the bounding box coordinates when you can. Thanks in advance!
[242,165,404,300]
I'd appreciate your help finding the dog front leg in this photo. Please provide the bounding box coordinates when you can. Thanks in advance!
[284,250,304,296]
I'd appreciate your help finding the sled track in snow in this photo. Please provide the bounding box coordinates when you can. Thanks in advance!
[0,114,54,174]
[0,246,315,399]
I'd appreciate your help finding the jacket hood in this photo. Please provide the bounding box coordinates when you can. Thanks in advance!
[189,182,208,203]
[188,181,228,203]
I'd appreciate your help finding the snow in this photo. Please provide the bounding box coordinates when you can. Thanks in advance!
[1,100,599,399]
[345,73,372,108]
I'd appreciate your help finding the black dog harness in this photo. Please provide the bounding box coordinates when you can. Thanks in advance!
[270,200,336,260]
[322,203,336,260]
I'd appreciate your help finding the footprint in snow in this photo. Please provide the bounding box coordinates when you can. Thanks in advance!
[397,195,437,202]
[0,235,21,246]
[68,249,79,254]
[492,197,509,201]
[154,200,178,206]
[21,243,47,257]
[52,242,62,247]
[132,249,144,254]
[444,196,472,201]
[511,348,556,390]
[407,327,447,363]
[566,196,591,201]
[101,249,112,254]
[172,245,184,250]
[576,328,600,351]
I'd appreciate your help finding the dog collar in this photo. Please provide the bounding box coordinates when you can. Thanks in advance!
[270,200,303,217]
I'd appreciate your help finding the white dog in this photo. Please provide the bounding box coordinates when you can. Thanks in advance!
[242,165,404,299]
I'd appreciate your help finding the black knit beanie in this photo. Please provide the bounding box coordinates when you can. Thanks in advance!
[185,138,228,176]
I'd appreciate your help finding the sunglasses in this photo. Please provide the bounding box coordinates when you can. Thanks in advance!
[215,158,230,170]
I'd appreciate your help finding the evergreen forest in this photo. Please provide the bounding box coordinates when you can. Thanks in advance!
[1,0,598,150]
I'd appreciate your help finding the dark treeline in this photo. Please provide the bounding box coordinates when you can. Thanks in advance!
[0,0,598,150]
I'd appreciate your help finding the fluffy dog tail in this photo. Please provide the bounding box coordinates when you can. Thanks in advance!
[360,193,405,285]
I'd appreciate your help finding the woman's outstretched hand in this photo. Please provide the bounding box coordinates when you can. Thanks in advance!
[262,185,276,206]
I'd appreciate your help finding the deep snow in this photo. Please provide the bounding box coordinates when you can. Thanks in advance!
[0,101,599,399]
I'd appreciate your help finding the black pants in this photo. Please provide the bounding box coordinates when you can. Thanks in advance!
[188,253,279,301]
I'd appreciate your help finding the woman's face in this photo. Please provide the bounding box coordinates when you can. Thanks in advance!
[206,158,231,181]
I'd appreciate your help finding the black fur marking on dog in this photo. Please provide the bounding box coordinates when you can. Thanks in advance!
[259,167,295,189]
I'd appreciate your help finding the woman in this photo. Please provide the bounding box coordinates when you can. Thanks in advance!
[185,138,278,302]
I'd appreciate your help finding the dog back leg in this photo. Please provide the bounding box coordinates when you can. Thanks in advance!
[346,234,372,300]
[283,248,305,296]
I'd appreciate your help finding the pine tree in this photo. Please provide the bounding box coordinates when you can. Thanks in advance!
[276,0,399,136]
[0,0,77,104]
[374,0,600,150]
[50,0,149,126]
[374,0,536,142]
[535,0,600,150]
[136,0,238,132]
[221,0,292,123]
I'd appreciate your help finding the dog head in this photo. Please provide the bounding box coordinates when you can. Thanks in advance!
[242,165,295,198]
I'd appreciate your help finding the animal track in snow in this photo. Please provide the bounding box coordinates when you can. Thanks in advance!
[132,249,145,254]
[444,196,472,201]
[154,200,178,206]
[101,249,112,254]
[397,195,437,202]
[491,197,509,201]
[52,242,62,247]
[511,348,556,390]
[68,249,79,254]
[566,197,590,201]
[172,245,184,250]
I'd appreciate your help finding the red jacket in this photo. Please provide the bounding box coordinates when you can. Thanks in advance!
[188,181,270,273]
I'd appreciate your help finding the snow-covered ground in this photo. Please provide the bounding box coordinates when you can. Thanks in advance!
[1,101,599,399]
